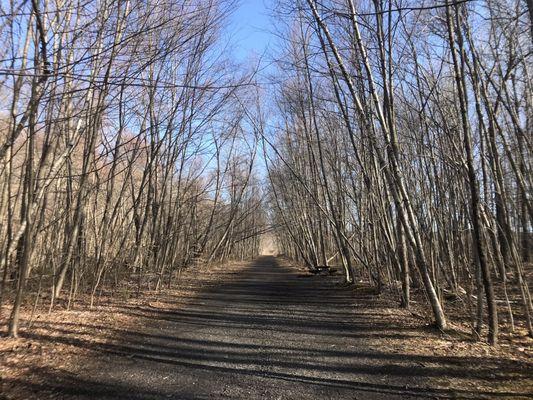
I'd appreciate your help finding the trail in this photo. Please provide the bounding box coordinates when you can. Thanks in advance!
[15,256,532,399]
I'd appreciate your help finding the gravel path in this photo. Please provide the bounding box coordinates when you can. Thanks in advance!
[12,256,532,399]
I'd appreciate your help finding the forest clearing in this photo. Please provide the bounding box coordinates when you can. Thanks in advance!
[0,0,532,398]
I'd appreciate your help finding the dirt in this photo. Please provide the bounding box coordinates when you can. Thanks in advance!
[1,256,532,399]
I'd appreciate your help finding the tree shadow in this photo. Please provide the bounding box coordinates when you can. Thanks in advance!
[8,256,533,399]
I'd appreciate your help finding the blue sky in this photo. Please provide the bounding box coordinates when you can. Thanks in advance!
[230,0,273,62]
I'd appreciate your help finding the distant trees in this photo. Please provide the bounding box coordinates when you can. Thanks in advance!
[267,0,531,345]
[0,0,264,337]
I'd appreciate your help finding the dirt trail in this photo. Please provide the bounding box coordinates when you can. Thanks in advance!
[5,256,532,399]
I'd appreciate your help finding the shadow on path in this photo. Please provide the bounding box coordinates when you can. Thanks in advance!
[9,256,533,399]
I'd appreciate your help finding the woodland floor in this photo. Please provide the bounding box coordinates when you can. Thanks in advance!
[1,256,532,399]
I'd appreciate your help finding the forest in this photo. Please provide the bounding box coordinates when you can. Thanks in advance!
[0,0,531,398]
